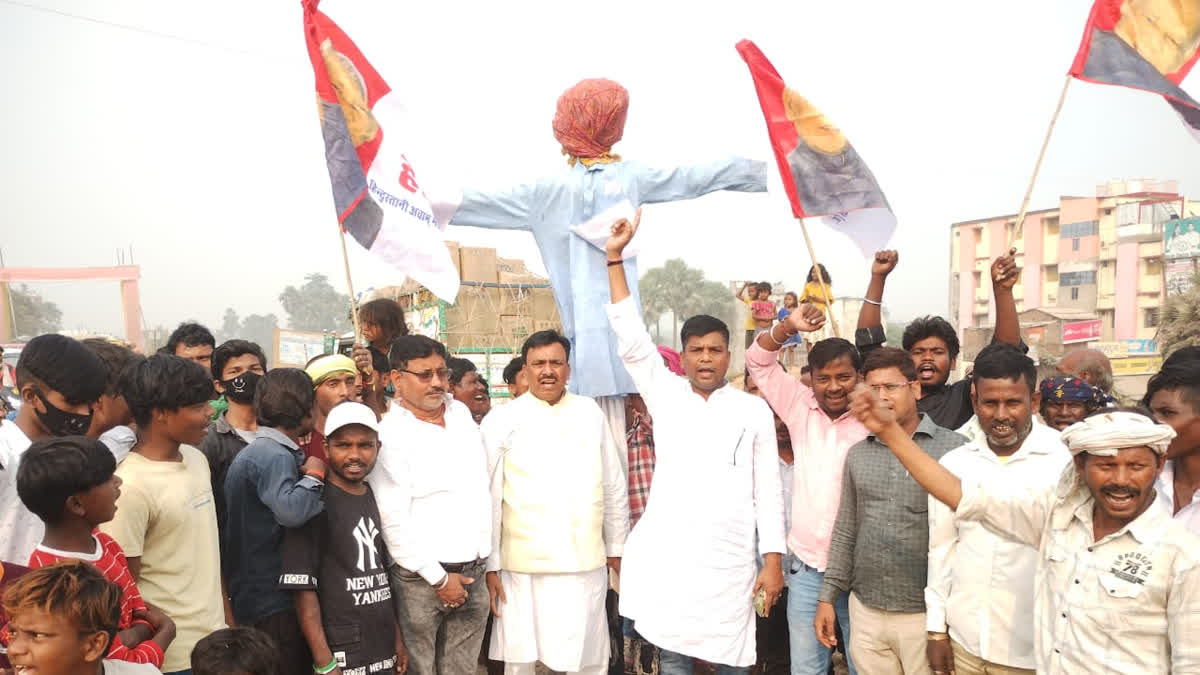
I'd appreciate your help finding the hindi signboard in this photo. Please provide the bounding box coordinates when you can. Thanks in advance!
[1062,319,1101,344]
[1110,356,1163,376]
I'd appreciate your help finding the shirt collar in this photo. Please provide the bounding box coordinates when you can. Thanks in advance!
[256,426,299,451]
[213,411,235,434]
[530,392,572,409]
[960,417,1063,459]
[867,413,938,442]
[387,394,468,425]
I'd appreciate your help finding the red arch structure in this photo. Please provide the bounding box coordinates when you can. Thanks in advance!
[0,266,142,352]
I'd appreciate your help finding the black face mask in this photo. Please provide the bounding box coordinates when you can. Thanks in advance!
[34,390,93,436]
[221,371,262,404]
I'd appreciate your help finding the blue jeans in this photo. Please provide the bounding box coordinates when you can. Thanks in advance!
[659,648,749,675]
[787,561,855,675]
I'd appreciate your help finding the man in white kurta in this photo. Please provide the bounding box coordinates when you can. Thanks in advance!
[482,330,629,675]
[603,213,786,673]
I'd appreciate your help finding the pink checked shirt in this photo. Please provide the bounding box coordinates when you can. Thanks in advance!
[745,342,867,571]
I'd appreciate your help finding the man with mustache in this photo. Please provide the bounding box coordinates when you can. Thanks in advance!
[925,345,1070,675]
[747,312,867,675]
[374,335,492,675]
[303,354,360,462]
[856,250,1024,430]
[1039,376,1105,431]
[481,329,628,675]
[606,213,785,675]
[851,386,1200,674]
[815,347,965,674]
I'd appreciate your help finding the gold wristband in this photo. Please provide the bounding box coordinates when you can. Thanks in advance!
[927,632,949,641]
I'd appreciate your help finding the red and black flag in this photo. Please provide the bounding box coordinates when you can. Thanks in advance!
[1069,0,1200,141]
[736,40,895,257]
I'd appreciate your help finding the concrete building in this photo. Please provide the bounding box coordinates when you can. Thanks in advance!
[948,179,1199,393]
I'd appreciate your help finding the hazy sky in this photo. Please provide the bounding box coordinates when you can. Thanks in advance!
[3,0,1199,339]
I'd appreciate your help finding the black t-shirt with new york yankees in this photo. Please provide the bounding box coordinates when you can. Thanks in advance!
[280,483,397,675]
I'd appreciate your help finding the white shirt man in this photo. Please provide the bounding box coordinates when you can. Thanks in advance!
[927,420,1071,672]
[481,331,629,675]
[374,395,492,580]
[373,335,493,675]
[606,297,785,668]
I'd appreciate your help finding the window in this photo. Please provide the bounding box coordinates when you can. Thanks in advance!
[1145,308,1160,328]
[1071,287,1080,300]
[1072,238,1080,251]
[1062,220,1099,238]
[1060,271,1097,286]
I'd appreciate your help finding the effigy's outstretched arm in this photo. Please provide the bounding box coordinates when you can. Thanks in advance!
[633,157,767,204]
[448,182,537,232]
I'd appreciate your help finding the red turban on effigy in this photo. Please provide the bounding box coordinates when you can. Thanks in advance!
[552,78,629,166]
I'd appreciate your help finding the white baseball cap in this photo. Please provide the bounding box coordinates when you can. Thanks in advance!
[324,402,380,437]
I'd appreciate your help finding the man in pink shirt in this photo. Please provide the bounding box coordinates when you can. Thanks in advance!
[746,307,867,675]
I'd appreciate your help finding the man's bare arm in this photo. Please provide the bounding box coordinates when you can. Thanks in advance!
[857,251,898,332]
[991,249,1022,347]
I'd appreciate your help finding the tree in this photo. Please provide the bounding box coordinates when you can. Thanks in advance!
[639,259,735,349]
[240,314,280,357]
[682,280,737,330]
[7,284,62,336]
[278,273,351,333]
[218,308,241,343]
[1159,272,1200,357]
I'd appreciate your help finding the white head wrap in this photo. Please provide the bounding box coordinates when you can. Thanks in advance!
[1059,410,1175,457]
[1055,411,1175,497]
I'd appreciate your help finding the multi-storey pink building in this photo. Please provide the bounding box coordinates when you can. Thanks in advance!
[949,180,1196,354]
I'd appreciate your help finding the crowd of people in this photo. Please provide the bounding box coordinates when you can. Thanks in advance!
[0,211,1198,675]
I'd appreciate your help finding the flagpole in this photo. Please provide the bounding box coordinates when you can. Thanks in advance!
[1011,75,1073,244]
[796,218,840,339]
[337,224,363,344]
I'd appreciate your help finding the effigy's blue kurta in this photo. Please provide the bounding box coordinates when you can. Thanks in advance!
[450,157,767,398]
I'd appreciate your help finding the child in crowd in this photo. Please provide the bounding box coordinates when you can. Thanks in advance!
[798,264,834,348]
[799,265,833,312]
[775,292,805,370]
[2,560,162,674]
[190,627,282,675]
[737,282,777,348]
[17,436,176,667]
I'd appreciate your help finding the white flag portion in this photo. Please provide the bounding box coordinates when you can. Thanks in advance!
[304,0,459,302]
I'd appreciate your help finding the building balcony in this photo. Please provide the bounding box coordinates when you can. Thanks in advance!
[1100,242,1117,260]
[1097,293,1115,310]
[1118,222,1165,242]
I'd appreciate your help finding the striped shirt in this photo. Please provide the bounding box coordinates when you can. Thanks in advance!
[626,411,655,527]
[29,532,164,667]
